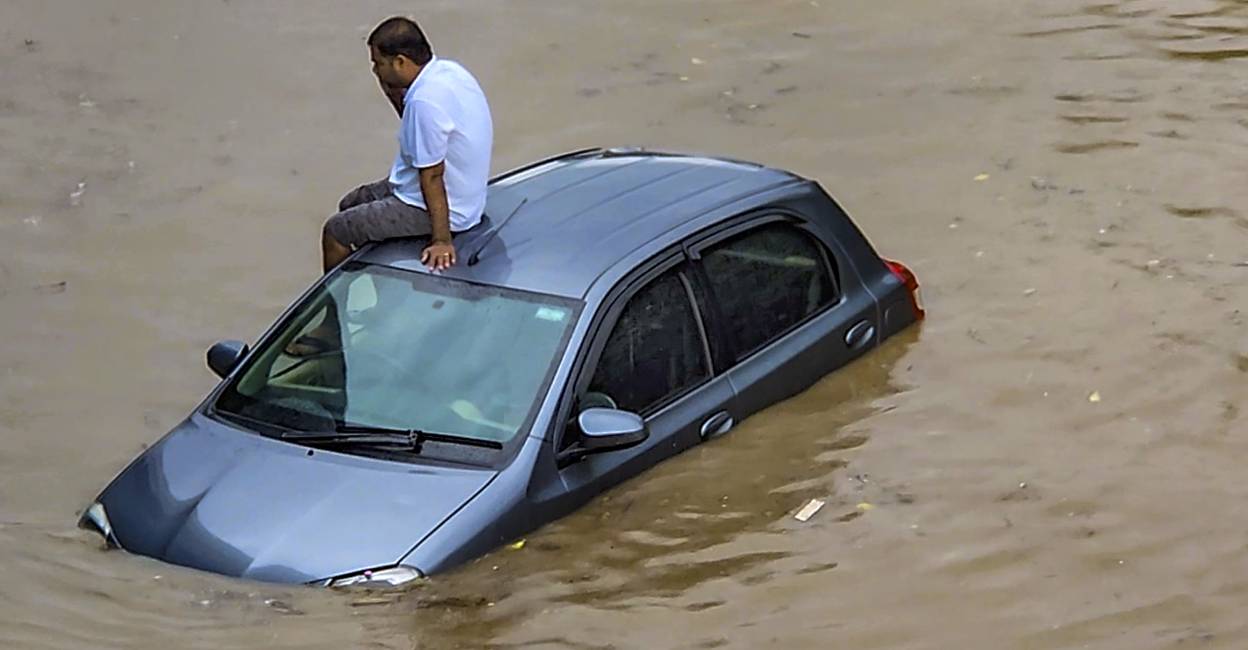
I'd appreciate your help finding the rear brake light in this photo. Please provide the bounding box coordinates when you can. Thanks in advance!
[884,259,925,320]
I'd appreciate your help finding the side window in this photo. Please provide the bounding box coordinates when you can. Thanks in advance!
[700,221,839,359]
[583,268,710,416]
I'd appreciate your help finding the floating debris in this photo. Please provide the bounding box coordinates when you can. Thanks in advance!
[974,173,990,181]
[69,181,87,206]
[508,539,526,550]
[1088,391,1102,403]
[794,498,826,522]
[264,598,304,615]
[349,596,394,607]
[1031,176,1058,191]
[34,281,67,295]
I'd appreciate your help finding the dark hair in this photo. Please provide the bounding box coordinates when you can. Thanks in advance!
[367,17,433,65]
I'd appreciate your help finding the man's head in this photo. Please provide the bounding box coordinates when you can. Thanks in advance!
[367,17,433,90]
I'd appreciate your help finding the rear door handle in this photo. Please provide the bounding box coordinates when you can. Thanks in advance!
[700,411,734,440]
[845,320,875,350]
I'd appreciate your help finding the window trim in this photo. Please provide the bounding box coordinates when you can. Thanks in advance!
[686,211,845,365]
[678,272,715,373]
[554,252,714,454]
[683,252,736,375]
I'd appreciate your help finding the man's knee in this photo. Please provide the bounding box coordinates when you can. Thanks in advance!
[339,179,389,212]
[338,190,360,213]
[338,183,371,212]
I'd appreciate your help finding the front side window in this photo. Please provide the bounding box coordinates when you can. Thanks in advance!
[215,263,578,445]
[583,268,710,416]
[700,221,838,359]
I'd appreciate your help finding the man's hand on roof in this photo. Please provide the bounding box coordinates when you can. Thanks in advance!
[421,241,457,271]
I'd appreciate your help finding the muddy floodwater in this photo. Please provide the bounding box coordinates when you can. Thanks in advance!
[2,0,1247,648]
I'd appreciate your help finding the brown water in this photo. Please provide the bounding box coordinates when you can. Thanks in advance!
[2,0,1246,648]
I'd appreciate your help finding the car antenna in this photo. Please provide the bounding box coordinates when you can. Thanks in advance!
[467,197,528,266]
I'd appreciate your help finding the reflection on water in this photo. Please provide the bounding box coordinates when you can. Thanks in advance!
[2,0,1248,647]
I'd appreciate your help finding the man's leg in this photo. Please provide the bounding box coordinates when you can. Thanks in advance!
[324,195,432,249]
[324,178,393,272]
[321,195,432,271]
[322,228,353,274]
[292,198,433,356]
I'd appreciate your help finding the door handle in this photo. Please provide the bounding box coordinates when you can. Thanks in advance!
[700,411,734,440]
[844,320,875,350]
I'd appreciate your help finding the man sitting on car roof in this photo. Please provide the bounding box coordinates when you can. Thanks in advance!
[292,16,494,357]
[321,15,493,276]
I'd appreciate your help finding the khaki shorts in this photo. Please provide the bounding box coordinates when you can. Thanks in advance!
[324,178,432,247]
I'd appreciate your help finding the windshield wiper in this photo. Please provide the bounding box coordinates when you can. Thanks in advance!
[280,424,503,451]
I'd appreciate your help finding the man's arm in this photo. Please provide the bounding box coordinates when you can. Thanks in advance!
[418,162,455,271]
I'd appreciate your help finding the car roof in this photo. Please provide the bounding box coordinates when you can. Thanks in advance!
[358,147,804,298]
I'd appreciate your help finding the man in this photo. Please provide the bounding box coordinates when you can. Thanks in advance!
[323,16,493,274]
[288,17,492,357]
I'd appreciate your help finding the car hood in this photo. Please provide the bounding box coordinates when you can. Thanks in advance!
[94,415,497,583]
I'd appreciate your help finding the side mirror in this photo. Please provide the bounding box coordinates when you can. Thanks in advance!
[576,408,648,454]
[207,340,249,379]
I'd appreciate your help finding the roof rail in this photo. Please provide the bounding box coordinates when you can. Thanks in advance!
[487,147,605,185]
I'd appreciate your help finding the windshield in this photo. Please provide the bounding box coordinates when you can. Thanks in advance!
[215,262,578,446]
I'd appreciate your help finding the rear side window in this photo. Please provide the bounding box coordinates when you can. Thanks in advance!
[700,222,838,359]
[585,269,709,415]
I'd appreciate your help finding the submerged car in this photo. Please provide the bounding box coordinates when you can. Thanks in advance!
[79,147,923,587]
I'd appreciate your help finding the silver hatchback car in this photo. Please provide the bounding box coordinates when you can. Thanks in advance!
[80,147,924,587]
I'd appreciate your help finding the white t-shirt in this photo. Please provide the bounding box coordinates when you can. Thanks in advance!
[389,56,494,232]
